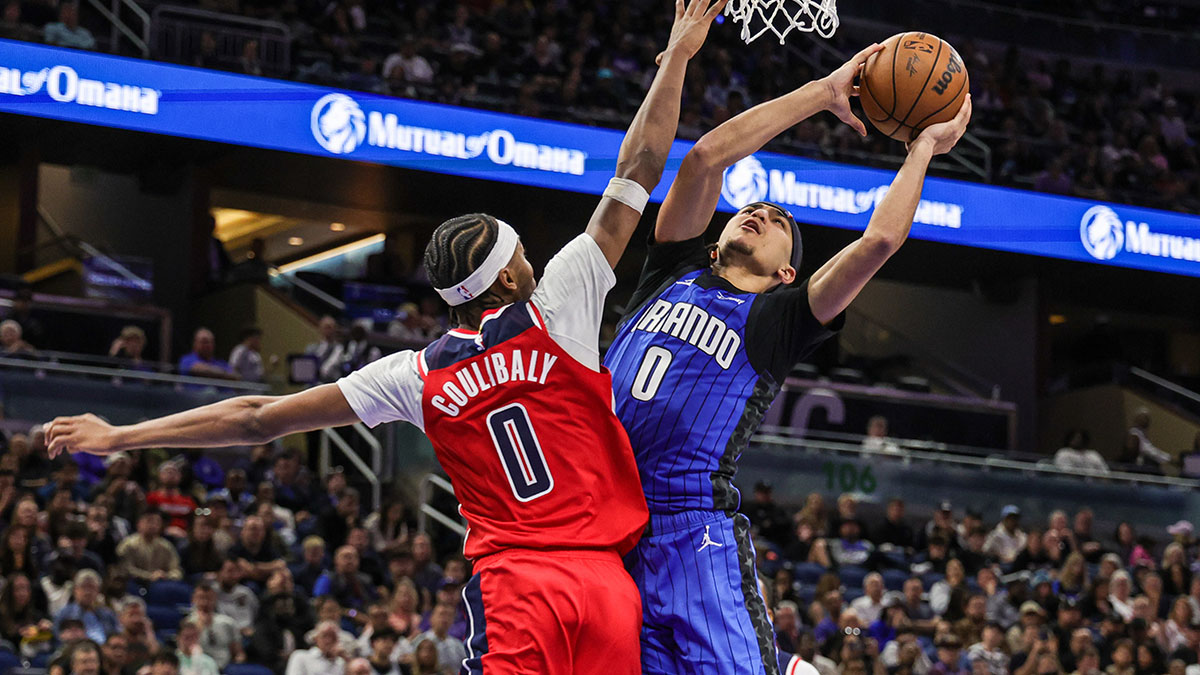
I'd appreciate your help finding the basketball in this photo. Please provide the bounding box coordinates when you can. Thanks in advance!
[859,32,970,143]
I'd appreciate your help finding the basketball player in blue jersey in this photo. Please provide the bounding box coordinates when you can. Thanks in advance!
[603,45,973,675]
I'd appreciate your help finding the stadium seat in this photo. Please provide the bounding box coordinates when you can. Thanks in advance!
[882,568,909,591]
[843,587,865,603]
[30,653,49,669]
[797,585,817,606]
[146,580,194,607]
[146,605,183,632]
[0,649,22,675]
[792,562,827,585]
[225,664,274,675]
[921,572,945,590]
[838,565,869,589]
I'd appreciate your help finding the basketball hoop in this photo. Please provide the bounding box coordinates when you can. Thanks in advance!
[724,0,839,44]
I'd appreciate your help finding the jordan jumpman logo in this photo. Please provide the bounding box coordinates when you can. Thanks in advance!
[697,525,724,552]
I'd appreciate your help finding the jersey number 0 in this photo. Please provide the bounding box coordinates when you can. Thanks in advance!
[486,403,555,502]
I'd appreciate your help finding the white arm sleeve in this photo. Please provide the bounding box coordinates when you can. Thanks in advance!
[335,350,426,431]
[529,233,616,371]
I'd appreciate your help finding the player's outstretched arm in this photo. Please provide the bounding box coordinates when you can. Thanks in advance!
[45,383,361,457]
[586,0,726,268]
[654,42,884,243]
[808,96,972,325]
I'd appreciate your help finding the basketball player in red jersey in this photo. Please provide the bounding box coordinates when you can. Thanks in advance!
[43,1,727,672]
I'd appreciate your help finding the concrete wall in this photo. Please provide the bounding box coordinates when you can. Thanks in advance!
[1040,384,1200,463]
[845,277,1041,451]
[37,164,197,326]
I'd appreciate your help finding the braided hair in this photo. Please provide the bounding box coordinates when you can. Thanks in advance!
[423,213,506,328]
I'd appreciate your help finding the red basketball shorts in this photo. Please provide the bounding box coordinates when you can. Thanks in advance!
[460,548,641,674]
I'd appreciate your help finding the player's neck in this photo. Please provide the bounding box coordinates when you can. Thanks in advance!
[710,261,778,295]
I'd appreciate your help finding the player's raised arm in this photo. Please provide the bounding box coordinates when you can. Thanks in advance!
[808,95,972,324]
[45,383,361,457]
[654,42,884,243]
[585,0,727,268]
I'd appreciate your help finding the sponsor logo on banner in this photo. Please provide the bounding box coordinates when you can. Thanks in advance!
[1082,204,1200,264]
[0,64,159,114]
[720,155,965,229]
[310,94,587,176]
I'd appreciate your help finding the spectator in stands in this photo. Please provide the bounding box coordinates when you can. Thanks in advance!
[364,498,412,557]
[286,620,346,675]
[386,578,422,640]
[115,598,157,669]
[1072,510,1104,563]
[933,634,969,675]
[875,497,915,552]
[100,633,131,675]
[229,326,272,383]
[42,2,94,50]
[415,604,464,674]
[932,559,970,619]
[108,326,152,372]
[830,518,875,569]
[145,461,195,536]
[0,319,37,357]
[1109,570,1135,621]
[409,639,442,675]
[383,36,434,87]
[306,316,341,368]
[0,571,51,654]
[240,39,262,76]
[318,487,362,551]
[67,640,103,675]
[270,449,315,515]
[985,506,1028,565]
[148,649,180,675]
[851,573,887,624]
[116,510,182,583]
[208,467,254,521]
[186,583,242,669]
[45,521,105,577]
[314,545,377,610]
[1053,431,1110,476]
[742,481,790,545]
[54,570,117,644]
[178,328,238,381]
[177,513,222,577]
[175,618,219,675]
[230,515,286,583]
[213,559,258,632]
[785,517,832,568]
[863,415,903,455]
[320,324,382,381]
[1121,409,1171,472]
[0,0,38,42]
[968,621,1010,675]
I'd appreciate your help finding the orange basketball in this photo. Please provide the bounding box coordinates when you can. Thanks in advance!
[859,32,969,143]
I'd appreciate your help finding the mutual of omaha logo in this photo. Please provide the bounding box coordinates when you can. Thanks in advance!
[311,93,366,155]
[1080,205,1124,261]
[721,156,769,208]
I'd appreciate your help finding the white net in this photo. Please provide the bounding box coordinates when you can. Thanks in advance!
[724,0,839,44]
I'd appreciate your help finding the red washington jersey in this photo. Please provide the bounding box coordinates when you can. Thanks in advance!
[337,234,648,559]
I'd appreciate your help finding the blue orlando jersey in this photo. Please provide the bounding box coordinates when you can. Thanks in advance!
[605,236,842,514]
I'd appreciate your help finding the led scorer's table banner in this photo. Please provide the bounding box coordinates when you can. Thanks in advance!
[2,39,1199,277]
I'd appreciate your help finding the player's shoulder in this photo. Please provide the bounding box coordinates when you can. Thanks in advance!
[422,303,548,373]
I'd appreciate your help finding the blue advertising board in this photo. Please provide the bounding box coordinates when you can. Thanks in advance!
[2,39,1199,277]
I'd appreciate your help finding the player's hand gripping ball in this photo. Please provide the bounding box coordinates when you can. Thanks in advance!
[859,32,970,143]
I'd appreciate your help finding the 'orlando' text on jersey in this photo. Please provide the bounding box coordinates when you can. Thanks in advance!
[604,236,842,514]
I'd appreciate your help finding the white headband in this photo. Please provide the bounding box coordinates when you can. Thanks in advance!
[434,219,519,307]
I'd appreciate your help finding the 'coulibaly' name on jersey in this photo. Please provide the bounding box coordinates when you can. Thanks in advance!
[430,349,559,416]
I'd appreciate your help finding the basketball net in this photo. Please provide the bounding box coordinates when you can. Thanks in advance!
[724,0,839,44]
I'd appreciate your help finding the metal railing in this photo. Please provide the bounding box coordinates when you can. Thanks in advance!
[0,355,270,393]
[318,423,382,510]
[151,5,291,77]
[417,473,467,537]
[85,0,150,56]
[752,431,1200,490]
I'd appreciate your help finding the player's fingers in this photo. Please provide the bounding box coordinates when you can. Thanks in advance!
[675,0,685,20]
[844,112,867,137]
[656,50,666,66]
[851,42,883,65]
[851,85,860,98]
[704,0,731,19]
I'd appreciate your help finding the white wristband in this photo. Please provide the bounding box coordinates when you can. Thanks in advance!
[603,177,651,215]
